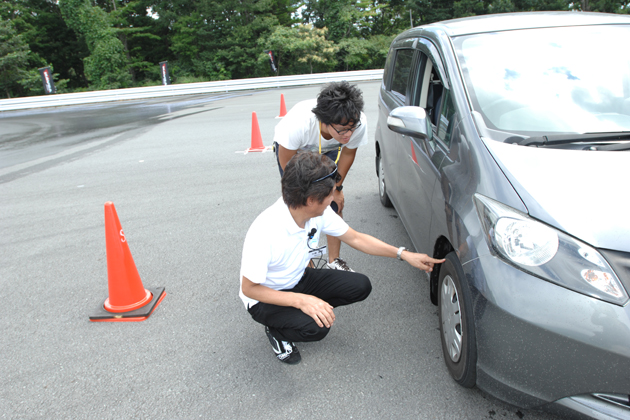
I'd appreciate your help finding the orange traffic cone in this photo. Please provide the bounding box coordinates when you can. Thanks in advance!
[277,94,287,118]
[246,111,266,152]
[89,202,165,322]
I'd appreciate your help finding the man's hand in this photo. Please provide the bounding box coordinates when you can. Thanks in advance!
[296,294,335,328]
[333,188,345,213]
[242,277,335,328]
[401,252,445,272]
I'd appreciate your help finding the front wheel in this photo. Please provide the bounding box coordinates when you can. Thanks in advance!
[438,252,477,388]
[376,154,393,208]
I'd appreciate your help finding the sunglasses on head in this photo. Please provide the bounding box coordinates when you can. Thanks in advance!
[312,166,340,183]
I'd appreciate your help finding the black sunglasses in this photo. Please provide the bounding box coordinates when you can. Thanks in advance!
[312,166,339,183]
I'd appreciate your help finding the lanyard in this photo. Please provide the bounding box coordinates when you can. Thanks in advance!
[319,122,342,164]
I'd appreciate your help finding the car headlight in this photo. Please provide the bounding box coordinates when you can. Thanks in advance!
[474,194,628,306]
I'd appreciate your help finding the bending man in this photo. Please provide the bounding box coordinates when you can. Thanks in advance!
[273,81,367,272]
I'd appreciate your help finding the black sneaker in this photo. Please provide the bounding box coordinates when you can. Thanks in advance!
[265,326,301,365]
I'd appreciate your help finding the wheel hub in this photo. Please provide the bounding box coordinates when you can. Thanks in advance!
[441,275,463,362]
[379,158,386,196]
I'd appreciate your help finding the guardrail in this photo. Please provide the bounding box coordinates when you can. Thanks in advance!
[0,69,384,112]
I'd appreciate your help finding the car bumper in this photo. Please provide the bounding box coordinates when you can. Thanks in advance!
[463,254,630,416]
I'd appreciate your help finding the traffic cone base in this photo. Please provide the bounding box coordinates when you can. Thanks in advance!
[90,287,166,322]
[104,288,152,312]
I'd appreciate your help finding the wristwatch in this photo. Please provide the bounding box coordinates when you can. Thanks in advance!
[397,246,406,260]
[336,185,343,192]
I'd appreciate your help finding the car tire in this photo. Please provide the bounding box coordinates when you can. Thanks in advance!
[438,251,477,388]
[377,154,393,208]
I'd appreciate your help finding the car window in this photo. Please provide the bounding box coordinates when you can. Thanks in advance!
[437,90,456,148]
[382,48,394,90]
[426,67,444,127]
[412,54,457,150]
[412,53,430,108]
[389,49,415,103]
[413,57,446,126]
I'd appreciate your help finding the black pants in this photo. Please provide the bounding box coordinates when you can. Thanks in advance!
[248,268,372,343]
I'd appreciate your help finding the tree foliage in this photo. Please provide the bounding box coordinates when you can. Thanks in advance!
[0,20,37,98]
[260,25,338,74]
[0,1,84,97]
[1,0,628,97]
[59,0,132,89]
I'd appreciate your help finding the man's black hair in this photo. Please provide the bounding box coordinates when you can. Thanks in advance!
[312,81,364,127]
[282,152,342,209]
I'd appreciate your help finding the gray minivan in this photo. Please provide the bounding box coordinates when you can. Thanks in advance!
[375,12,630,420]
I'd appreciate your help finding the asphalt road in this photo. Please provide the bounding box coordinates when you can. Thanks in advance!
[0,83,564,419]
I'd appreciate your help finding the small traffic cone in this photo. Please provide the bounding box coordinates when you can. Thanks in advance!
[246,111,266,152]
[89,202,165,322]
[277,94,287,118]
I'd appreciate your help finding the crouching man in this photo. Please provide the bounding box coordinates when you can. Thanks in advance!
[239,152,444,364]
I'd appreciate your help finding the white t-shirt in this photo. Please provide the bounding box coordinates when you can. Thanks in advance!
[273,99,368,153]
[239,197,350,309]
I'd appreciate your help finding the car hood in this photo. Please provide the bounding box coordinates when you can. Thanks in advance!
[482,139,630,252]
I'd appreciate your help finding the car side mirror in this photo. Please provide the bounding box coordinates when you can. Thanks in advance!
[387,106,432,141]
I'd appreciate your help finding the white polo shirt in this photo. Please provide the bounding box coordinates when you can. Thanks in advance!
[273,99,368,153]
[239,197,349,309]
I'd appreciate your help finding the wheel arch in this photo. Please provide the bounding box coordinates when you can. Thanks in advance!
[430,235,455,305]
[375,140,381,177]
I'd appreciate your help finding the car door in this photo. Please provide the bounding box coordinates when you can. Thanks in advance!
[396,40,451,253]
[427,79,468,257]
[377,39,419,205]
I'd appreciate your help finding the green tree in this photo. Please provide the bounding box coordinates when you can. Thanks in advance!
[366,0,413,36]
[409,0,459,24]
[59,0,132,89]
[0,20,32,98]
[1,0,87,90]
[571,0,629,11]
[196,0,298,79]
[451,0,486,18]
[337,34,394,71]
[106,1,167,84]
[302,0,400,72]
[302,0,379,42]
[511,0,569,10]
[260,24,338,75]
[0,20,48,98]
[146,0,298,81]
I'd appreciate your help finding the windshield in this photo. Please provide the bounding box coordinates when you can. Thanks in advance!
[455,25,630,135]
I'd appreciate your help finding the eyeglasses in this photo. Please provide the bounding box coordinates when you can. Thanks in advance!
[312,166,340,183]
[330,120,362,136]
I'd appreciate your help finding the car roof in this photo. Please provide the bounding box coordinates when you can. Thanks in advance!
[399,11,630,38]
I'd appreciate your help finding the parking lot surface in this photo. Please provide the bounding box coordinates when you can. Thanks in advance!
[0,83,563,419]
